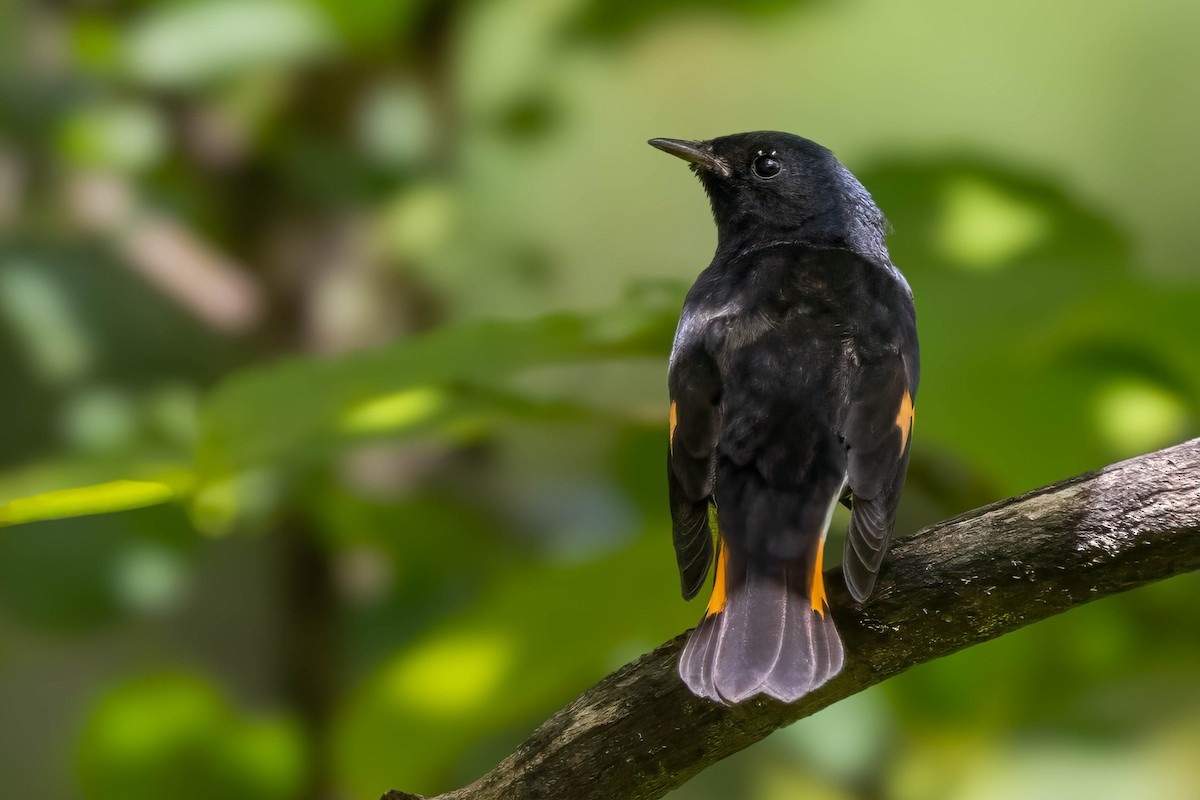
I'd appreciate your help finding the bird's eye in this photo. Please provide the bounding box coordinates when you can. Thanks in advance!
[752,154,782,179]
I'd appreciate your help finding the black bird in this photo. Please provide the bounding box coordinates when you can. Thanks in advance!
[651,132,919,703]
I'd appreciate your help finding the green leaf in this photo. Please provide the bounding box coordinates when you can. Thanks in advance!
[78,673,305,800]
[0,304,675,530]
[125,0,337,89]
[57,102,166,172]
[312,0,426,50]
[0,476,190,528]
[196,305,676,478]
[570,0,804,41]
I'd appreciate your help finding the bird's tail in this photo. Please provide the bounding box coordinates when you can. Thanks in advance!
[678,541,843,703]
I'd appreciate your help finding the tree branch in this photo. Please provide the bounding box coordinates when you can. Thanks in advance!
[383,438,1200,800]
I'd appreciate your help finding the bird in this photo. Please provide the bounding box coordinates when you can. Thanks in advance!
[651,131,919,704]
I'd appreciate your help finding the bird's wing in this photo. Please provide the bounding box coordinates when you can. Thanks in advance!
[841,337,919,602]
[667,315,722,600]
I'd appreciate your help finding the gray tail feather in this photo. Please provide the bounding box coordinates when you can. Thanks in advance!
[678,558,843,704]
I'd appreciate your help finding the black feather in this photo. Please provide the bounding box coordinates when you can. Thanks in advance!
[669,450,714,600]
[656,131,917,703]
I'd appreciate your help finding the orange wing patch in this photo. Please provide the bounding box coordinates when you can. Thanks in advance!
[809,536,828,616]
[669,401,678,454]
[895,390,914,453]
[705,540,729,617]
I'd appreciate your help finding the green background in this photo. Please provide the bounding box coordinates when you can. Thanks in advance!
[1,1,1198,798]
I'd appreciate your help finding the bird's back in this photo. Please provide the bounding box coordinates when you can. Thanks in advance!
[707,245,862,562]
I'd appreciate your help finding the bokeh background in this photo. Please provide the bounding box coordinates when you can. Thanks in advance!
[3,1,1200,798]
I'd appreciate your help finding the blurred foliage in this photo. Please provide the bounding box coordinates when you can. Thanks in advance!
[570,0,805,40]
[78,673,305,800]
[1,1,1199,800]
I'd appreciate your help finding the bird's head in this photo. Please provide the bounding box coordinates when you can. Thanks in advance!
[649,131,888,263]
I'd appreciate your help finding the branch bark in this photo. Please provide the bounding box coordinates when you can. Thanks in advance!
[384,438,1200,800]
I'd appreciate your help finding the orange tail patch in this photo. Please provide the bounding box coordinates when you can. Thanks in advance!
[810,537,828,616]
[705,541,729,617]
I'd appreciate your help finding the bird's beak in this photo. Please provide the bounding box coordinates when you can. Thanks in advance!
[648,138,732,178]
